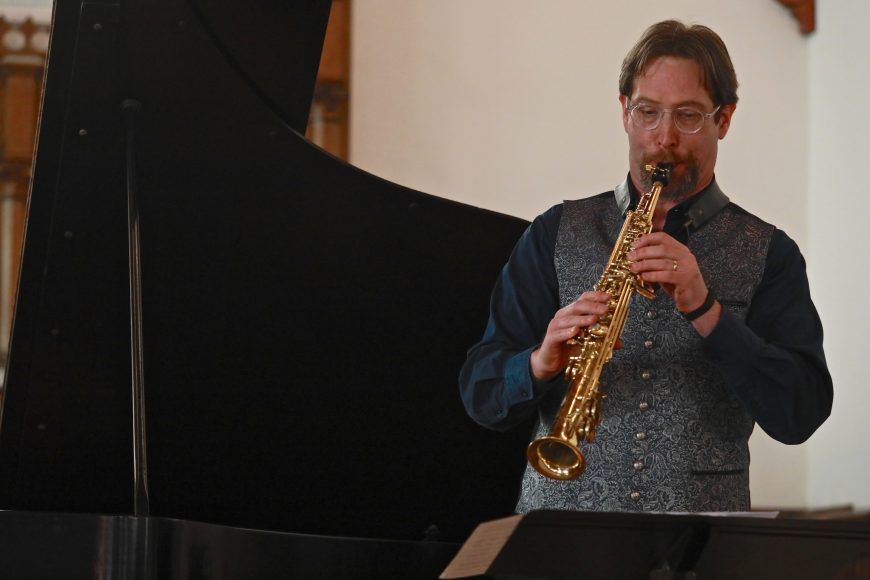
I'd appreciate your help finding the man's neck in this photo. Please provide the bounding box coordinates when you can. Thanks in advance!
[652,199,679,231]
[629,175,714,232]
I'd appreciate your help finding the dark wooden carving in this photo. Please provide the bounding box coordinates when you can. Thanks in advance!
[777,0,815,34]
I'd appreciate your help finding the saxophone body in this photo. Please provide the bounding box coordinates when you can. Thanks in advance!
[526,164,671,481]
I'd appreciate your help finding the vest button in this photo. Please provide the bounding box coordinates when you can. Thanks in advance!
[633,461,644,471]
[639,401,650,411]
[641,370,652,380]
[635,432,647,441]
[646,310,657,320]
[630,491,641,501]
[644,339,654,349]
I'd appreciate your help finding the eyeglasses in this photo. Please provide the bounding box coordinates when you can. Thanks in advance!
[627,101,721,134]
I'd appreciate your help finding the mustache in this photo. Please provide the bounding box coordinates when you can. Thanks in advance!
[643,154,685,167]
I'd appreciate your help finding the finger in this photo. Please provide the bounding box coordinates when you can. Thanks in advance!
[562,298,609,317]
[564,305,608,322]
[636,270,666,285]
[576,290,611,304]
[630,231,669,249]
[629,232,681,258]
[638,231,675,244]
[629,243,680,262]
[550,314,602,337]
[627,244,663,262]
[631,258,680,273]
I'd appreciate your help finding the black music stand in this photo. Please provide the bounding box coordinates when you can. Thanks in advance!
[441,510,870,579]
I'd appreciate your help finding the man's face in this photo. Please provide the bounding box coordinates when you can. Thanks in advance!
[619,56,735,201]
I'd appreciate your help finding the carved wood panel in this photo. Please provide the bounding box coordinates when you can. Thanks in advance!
[777,0,815,34]
[0,17,48,381]
[306,0,350,160]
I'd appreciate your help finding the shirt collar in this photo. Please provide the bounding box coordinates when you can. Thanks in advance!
[613,173,730,231]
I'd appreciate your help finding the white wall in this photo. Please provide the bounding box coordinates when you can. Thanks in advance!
[352,1,831,509]
[0,1,50,22]
[351,1,808,237]
[805,1,870,510]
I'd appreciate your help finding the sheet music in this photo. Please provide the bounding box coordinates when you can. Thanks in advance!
[439,514,523,579]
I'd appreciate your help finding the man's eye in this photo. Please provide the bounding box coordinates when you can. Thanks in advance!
[676,109,702,123]
[637,107,659,119]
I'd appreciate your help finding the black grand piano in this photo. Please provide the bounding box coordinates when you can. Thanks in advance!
[0,0,533,576]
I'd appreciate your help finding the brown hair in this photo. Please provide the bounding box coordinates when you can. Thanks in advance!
[619,20,738,107]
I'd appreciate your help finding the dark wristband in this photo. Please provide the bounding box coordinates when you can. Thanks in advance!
[682,289,716,322]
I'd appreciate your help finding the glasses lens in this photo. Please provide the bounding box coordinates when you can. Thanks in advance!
[673,108,704,133]
[631,104,661,129]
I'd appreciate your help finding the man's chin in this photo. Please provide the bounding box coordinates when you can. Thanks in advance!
[653,167,696,201]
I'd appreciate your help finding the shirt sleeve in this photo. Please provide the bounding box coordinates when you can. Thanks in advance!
[458,205,566,431]
[703,229,833,444]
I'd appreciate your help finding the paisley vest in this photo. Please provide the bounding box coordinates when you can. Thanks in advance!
[516,182,774,513]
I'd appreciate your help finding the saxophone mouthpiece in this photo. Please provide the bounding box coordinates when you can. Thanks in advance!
[644,163,671,187]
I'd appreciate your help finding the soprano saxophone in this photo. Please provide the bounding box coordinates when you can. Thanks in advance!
[527,163,671,480]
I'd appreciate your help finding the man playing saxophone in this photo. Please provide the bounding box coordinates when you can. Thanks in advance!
[459,20,832,513]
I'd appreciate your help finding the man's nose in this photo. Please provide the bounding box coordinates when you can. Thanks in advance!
[655,111,680,148]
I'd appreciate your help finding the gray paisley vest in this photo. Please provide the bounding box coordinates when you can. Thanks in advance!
[516,181,774,513]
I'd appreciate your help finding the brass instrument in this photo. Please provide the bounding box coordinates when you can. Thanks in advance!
[527,163,671,480]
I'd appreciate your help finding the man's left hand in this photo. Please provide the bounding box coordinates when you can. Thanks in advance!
[627,232,721,334]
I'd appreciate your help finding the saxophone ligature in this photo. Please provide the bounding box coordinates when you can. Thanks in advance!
[526,163,671,480]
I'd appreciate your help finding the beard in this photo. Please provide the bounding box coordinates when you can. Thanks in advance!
[638,155,699,201]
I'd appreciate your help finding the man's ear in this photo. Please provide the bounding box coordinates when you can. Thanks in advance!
[718,103,736,139]
[619,95,630,132]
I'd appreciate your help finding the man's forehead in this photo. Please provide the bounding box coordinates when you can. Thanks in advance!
[637,56,703,80]
[632,56,712,104]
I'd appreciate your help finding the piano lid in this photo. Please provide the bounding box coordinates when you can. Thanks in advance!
[0,0,533,542]
[0,510,461,578]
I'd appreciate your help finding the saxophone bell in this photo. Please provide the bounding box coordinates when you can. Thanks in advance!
[527,436,586,481]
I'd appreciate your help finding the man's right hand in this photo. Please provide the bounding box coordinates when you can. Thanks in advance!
[529,291,611,382]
